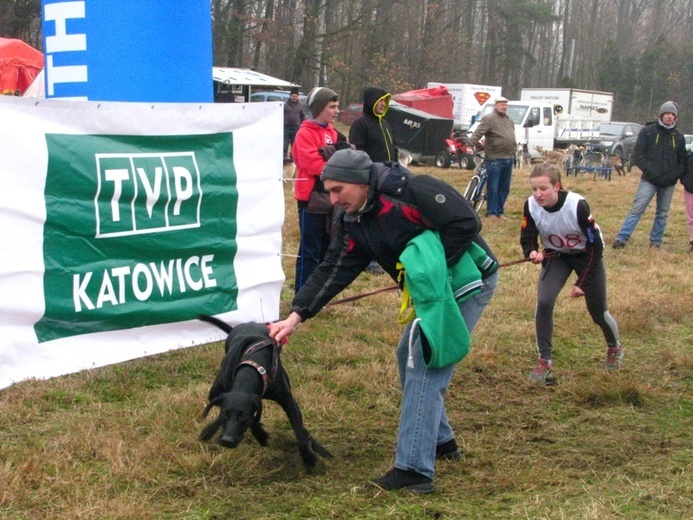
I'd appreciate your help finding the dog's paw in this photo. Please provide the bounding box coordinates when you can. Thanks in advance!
[298,445,319,469]
[251,422,270,446]
[310,438,333,459]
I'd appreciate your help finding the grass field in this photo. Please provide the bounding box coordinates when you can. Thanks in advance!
[1,156,692,519]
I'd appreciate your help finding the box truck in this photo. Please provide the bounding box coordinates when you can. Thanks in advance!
[519,88,613,122]
[427,82,503,130]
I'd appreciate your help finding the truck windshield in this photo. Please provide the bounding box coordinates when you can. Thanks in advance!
[506,105,529,125]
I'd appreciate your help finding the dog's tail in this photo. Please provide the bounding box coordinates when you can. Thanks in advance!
[198,314,233,334]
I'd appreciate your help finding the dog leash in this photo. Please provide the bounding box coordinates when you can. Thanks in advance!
[325,253,555,307]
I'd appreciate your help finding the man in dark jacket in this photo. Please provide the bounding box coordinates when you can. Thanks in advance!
[283,87,305,162]
[270,149,498,494]
[613,101,686,249]
[349,87,397,162]
[349,86,398,274]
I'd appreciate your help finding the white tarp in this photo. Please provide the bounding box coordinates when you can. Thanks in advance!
[0,96,285,389]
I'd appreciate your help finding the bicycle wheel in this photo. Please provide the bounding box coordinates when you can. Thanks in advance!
[472,178,487,213]
[464,175,480,202]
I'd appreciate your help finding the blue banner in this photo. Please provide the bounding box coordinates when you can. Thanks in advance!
[42,0,213,102]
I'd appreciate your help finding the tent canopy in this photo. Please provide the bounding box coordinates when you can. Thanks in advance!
[0,38,43,96]
[392,86,454,120]
[213,67,299,102]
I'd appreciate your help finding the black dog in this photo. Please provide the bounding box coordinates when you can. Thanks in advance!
[198,315,332,469]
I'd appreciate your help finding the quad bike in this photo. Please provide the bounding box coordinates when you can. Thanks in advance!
[435,130,476,170]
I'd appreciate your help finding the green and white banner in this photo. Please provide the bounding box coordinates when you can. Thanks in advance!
[0,97,285,389]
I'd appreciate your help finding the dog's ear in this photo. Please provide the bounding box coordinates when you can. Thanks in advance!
[201,394,225,418]
[200,415,223,441]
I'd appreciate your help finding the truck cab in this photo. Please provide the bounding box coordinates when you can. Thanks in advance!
[469,101,555,159]
[470,99,602,159]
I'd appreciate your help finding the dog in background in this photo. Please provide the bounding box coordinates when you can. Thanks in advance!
[515,144,531,169]
[198,315,332,469]
[534,145,568,170]
[605,155,626,176]
[398,149,413,167]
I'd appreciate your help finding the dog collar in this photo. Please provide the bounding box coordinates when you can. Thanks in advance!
[237,359,269,395]
[236,340,278,396]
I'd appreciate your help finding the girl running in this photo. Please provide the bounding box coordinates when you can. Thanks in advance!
[520,163,622,384]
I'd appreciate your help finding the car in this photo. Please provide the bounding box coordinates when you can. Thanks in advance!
[339,103,363,125]
[685,134,693,152]
[593,121,643,161]
[250,90,312,118]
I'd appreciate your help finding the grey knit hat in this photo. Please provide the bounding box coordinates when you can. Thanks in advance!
[307,87,338,117]
[659,101,678,117]
[321,149,373,184]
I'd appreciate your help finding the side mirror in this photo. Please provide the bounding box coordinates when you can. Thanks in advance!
[524,119,535,128]
[625,131,633,137]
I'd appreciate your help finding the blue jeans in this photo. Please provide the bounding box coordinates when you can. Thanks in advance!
[394,271,498,479]
[295,202,331,292]
[485,158,513,217]
[615,179,676,246]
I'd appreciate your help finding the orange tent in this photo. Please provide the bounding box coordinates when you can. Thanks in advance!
[0,38,43,96]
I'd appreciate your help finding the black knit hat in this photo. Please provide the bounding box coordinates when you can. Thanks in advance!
[307,87,338,117]
[321,149,373,184]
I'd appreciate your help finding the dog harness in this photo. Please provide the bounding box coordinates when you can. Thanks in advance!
[235,340,279,396]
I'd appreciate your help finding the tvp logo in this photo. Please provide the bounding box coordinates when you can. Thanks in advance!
[34,133,239,342]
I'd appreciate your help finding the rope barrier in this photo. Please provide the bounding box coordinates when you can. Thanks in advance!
[325,253,555,307]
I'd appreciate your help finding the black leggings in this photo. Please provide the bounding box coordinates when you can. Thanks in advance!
[535,255,619,360]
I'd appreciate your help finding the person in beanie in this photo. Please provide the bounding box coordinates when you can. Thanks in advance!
[612,101,686,249]
[283,87,305,162]
[270,149,498,494]
[291,86,349,292]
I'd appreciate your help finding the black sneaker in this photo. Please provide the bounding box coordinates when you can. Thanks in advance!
[368,468,434,494]
[436,438,462,460]
[612,239,626,249]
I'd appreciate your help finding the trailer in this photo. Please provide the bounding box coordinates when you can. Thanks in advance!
[384,101,454,164]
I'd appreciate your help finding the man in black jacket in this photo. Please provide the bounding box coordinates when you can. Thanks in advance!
[613,101,686,249]
[283,87,305,162]
[349,86,398,274]
[270,149,498,494]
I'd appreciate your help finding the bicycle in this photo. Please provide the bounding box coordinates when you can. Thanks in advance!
[463,154,488,213]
